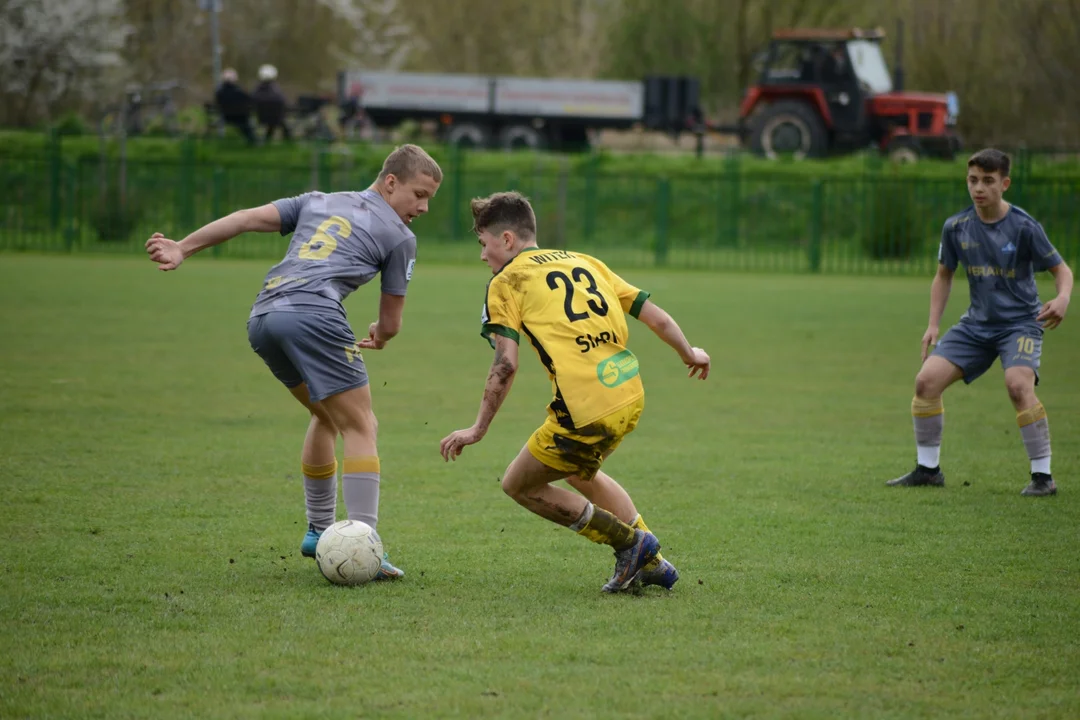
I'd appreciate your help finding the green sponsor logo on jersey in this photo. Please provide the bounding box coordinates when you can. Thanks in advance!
[596,349,639,388]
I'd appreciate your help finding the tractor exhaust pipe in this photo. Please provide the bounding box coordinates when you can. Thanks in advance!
[894,18,905,92]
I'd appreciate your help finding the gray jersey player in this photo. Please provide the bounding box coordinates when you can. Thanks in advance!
[146,144,442,576]
[888,148,1073,496]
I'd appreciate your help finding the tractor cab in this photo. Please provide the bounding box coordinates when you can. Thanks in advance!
[741,27,960,160]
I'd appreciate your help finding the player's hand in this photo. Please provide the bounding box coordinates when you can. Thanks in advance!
[440,426,484,462]
[145,233,184,271]
[683,347,710,380]
[921,326,940,363]
[1037,295,1069,330]
[357,322,387,349]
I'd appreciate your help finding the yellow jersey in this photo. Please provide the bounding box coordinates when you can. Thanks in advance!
[480,248,650,429]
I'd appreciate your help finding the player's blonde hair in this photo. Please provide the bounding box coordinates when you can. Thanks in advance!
[470,191,536,240]
[377,144,443,184]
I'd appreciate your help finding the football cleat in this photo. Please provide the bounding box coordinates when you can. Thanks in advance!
[374,553,405,580]
[1021,473,1057,497]
[300,523,322,558]
[602,530,660,593]
[886,465,945,487]
[638,558,680,590]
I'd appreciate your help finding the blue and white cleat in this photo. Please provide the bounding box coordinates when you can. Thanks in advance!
[638,559,679,590]
[300,523,322,558]
[374,552,405,581]
[602,530,660,593]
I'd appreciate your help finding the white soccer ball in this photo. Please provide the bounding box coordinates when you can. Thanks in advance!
[315,520,383,586]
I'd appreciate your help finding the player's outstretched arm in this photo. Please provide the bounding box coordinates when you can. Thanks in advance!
[1037,262,1073,330]
[145,203,282,271]
[636,299,709,379]
[440,335,519,461]
[922,264,955,361]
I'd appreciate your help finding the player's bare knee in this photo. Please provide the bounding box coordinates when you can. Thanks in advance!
[319,386,377,434]
[500,473,521,499]
[340,408,377,439]
[1005,376,1034,406]
[323,402,377,440]
[914,372,942,400]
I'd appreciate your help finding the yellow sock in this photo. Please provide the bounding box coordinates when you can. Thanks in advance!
[1016,403,1047,427]
[301,460,337,480]
[911,395,944,417]
[573,506,636,550]
[631,514,664,570]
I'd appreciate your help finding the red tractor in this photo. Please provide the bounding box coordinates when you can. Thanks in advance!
[737,27,961,161]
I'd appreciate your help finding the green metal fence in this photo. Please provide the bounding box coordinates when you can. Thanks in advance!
[3,150,1078,274]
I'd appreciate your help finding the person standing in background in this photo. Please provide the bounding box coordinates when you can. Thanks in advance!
[253,64,292,143]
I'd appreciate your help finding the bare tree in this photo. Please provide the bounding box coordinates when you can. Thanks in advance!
[1000,0,1080,143]
[401,0,611,77]
[319,0,414,72]
[0,0,131,126]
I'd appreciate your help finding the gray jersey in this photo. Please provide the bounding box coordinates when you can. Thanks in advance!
[249,189,416,318]
[938,205,1062,325]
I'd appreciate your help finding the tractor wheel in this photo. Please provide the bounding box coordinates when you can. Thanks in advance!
[886,136,922,164]
[749,101,828,160]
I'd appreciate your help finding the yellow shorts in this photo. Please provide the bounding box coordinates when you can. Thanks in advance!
[527,396,644,481]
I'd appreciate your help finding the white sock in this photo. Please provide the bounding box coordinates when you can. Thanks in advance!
[1031,456,1051,475]
[916,444,940,469]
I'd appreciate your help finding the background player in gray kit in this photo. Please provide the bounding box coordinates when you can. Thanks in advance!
[887,148,1073,496]
[146,144,442,576]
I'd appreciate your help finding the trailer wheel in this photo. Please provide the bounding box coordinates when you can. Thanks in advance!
[749,100,828,159]
[499,124,543,151]
[445,123,490,148]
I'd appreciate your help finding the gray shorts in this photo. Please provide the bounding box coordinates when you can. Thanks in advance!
[247,311,369,403]
[932,320,1043,385]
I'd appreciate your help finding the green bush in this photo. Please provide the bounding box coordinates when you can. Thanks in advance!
[0,129,967,177]
[52,113,90,137]
[90,183,146,243]
[5,127,1079,182]
[861,178,925,260]
[176,105,209,136]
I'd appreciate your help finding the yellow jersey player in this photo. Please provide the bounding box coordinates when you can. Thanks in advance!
[439,191,710,593]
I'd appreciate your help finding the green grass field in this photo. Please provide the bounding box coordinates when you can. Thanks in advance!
[2,254,1078,719]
